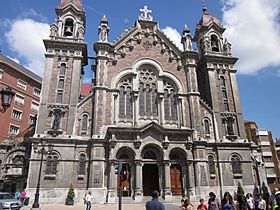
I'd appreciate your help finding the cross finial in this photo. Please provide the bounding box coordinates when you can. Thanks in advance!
[124,18,128,29]
[202,0,208,13]
[139,5,153,21]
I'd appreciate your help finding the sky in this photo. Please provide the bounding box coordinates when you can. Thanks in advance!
[0,0,279,138]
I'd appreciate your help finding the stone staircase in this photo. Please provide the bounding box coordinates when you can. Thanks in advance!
[120,196,183,204]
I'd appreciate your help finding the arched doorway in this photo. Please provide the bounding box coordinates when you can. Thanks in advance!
[141,145,163,196]
[115,147,135,197]
[169,148,187,196]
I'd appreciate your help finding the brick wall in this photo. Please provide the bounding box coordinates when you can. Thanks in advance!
[0,60,41,142]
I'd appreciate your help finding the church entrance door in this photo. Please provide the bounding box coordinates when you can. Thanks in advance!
[170,164,182,195]
[143,164,159,196]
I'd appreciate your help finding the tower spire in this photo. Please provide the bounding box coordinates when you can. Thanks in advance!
[59,0,83,11]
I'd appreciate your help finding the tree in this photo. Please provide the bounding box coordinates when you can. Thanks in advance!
[66,184,75,200]
[237,181,245,195]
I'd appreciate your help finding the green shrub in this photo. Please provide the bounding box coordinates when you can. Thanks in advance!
[237,181,245,195]
[66,184,75,200]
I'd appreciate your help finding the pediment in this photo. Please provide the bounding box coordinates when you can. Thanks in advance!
[111,20,182,64]
[106,121,193,141]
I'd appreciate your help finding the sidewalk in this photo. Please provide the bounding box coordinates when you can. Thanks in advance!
[21,203,180,210]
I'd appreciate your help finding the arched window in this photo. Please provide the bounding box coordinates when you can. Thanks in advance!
[211,35,219,52]
[60,63,66,75]
[143,150,157,159]
[64,19,74,37]
[220,76,226,87]
[163,79,178,121]
[204,119,210,134]
[118,78,132,119]
[58,79,64,89]
[231,155,242,174]
[208,155,216,175]
[46,153,58,175]
[78,154,86,175]
[82,114,88,131]
[138,65,158,118]
[225,117,234,135]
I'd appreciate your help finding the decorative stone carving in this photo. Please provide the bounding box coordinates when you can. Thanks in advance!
[134,136,142,149]
[77,26,85,40]
[223,38,232,55]
[98,15,110,42]
[143,41,152,50]
[162,136,169,150]
[50,22,58,38]
[52,109,62,130]
[201,34,210,52]
[182,24,193,51]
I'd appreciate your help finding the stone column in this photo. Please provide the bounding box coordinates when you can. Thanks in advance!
[107,160,116,202]
[159,95,164,125]
[133,93,138,127]
[134,160,143,202]
[182,163,188,196]
[187,161,195,196]
[163,160,172,201]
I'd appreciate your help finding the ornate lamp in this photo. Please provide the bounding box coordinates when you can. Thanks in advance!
[0,87,15,112]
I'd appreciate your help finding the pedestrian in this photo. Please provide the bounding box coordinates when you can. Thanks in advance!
[221,192,235,210]
[180,195,187,209]
[256,194,266,210]
[183,197,194,210]
[237,190,246,210]
[146,190,165,210]
[269,188,279,210]
[20,190,27,202]
[85,191,93,210]
[14,190,21,200]
[197,198,208,210]
[273,196,280,210]
[208,192,221,210]
[246,193,255,210]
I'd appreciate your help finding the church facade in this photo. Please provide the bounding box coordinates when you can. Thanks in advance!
[26,0,267,204]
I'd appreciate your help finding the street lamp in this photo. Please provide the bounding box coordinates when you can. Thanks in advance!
[0,87,15,112]
[31,140,53,209]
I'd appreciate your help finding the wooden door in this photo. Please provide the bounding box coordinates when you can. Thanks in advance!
[170,165,182,195]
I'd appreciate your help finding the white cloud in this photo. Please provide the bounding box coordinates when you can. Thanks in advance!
[5,19,49,76]
[221,0,280,74]
[162,27,183,51]
[22,8,48,22]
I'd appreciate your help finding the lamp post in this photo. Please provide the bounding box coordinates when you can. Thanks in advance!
[0,87,15,112]
[31,140,53,209]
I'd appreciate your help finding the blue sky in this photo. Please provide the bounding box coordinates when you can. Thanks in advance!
[0,0,279,138]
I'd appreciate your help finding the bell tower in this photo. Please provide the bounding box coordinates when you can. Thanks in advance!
[194,6,246,140]
[36,0,88,136]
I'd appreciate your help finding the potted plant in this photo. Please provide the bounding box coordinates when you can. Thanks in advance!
[65,184,75,205]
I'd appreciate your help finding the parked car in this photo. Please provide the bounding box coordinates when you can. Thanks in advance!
[0,192,21,210]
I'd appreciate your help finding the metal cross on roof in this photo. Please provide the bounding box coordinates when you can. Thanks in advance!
[139,5,153,21]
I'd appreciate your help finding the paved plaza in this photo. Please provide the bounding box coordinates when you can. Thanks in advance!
[21,203,180,210]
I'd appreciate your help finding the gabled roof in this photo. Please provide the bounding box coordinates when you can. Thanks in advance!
[0,54,42,84]
[112,19,182,57]
[58,0,84,12]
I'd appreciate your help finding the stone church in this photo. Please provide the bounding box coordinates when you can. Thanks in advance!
[27,0,267,204]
